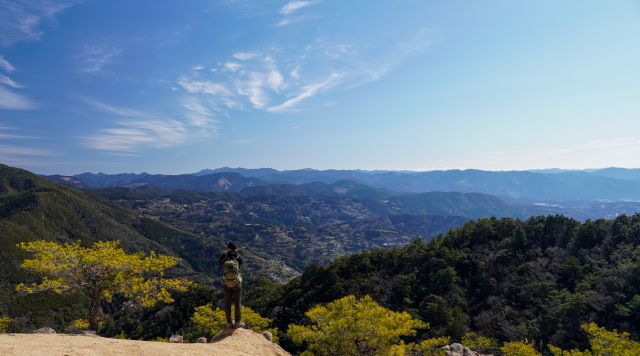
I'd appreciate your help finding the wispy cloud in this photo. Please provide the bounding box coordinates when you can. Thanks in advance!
[178,78,231,96]
[0,55,15,72]
[0,56,36,110]
[233,52,257,61]
[77,44,122,73]
[175,30,432,115]
[0,0,80,110]
[85,120,188,153]
[0,74,23,88]
[267,73,340,112]
[0,0,81,46]
[181,97,218,130]
[0,125,54,167]
[0,86,36,110]
[0,125,37,139]
[82,97,146,117]
[277,1,317,27]
[224,62,243,72]
[82,98,216,153]
[280,1,315,15]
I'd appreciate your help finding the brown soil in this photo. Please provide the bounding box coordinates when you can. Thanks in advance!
[0,328,290,356]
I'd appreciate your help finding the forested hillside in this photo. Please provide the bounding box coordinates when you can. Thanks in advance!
[256,215,640,352]
[89,185,472,270]
[0,164,297,332]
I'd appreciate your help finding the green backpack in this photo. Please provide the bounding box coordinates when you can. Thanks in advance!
[222,259,242,288]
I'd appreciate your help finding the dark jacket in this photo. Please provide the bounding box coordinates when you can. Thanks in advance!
[219,251,243,266]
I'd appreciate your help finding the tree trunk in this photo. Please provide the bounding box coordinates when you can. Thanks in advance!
[89,295,101,331]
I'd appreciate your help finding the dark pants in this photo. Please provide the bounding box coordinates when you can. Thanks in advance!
[223,284,242,324]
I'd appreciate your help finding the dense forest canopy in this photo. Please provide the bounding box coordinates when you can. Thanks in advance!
[254,215,640,352]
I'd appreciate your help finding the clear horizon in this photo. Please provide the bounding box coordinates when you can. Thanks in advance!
[34,165,640,177]
[2,1,640,175]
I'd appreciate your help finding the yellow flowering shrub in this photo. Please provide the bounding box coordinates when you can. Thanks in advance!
[192,304,278,343]
[287,295,428,356]
[16,240,192,330]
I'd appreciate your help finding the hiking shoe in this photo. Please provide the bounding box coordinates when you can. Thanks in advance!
[225,322,234,330]
[234,321,246,329]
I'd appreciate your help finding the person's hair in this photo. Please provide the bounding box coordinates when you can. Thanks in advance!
[227,242,237,251]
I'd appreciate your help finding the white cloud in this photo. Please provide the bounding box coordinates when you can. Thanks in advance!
[0,126,53,168]
[267,69,284,91]
[0,55,15,72]
[290,66,301,79]
[83,98,217,153]
[178,78,231,96]
[233,52,257,61]
[181,97,217,130]
[0,144,54,156]
[224,62,243,72]
[175,30,433,115]
[0,0,81,46]
[0,74,23,88]
[280,1,315,15]
[83,97,147,117]
[238,74,268,109]
[0,55,35,110]
[86,120,188,153]
[267,73,340,112]
[0,125,37,139]
[275,17,306,27]
[78,44,122,73]
[0,86,36,110]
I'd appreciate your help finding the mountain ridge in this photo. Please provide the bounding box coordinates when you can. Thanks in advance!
[45,167,640,202]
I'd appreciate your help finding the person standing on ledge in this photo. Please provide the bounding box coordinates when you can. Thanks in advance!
[219,242,245,330]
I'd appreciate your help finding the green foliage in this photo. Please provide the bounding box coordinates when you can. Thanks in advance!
[16,240,191,329]
[0,164,208,333]
[550,323,640,356]
[192,304,278,342]
[500,341,541,356]
[461,332,499,353]
[65,319,90,333]
[287,295,428,355]
[261,215,640,352]
[0,316,10,333]
[407,336,451,355]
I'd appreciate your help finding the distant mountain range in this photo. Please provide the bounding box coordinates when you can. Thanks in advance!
[46,167,640,202]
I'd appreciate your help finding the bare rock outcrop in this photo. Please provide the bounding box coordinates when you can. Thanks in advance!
[31,327,56,334]
[442,342,494,356]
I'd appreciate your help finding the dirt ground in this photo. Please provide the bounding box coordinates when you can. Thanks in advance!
[0,328,290,356]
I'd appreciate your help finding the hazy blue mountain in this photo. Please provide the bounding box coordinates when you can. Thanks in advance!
[238,180,395,201]
[45,167,640,202]
[192,168,640,201]
[586,167,640,181]
[195,167,280,177]
[48,172,266,192]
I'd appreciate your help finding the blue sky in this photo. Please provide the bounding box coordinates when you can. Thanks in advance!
[1,0,640,174]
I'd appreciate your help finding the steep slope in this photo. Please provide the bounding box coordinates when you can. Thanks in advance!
[0,164,297,333]
[260,214,640,352]
[0,164,207,331]
[0,164,187,282]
